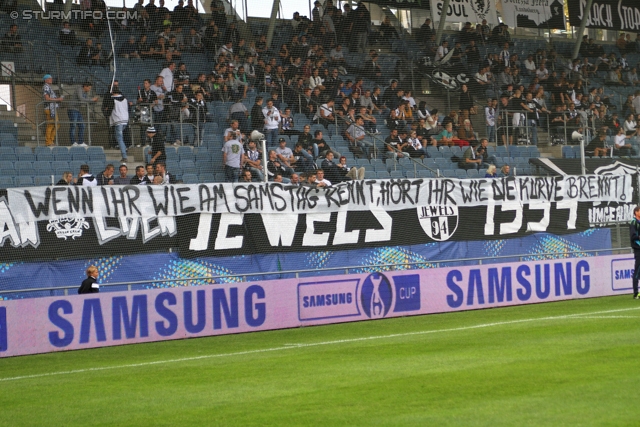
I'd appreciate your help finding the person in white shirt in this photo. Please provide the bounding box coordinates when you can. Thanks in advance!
[224,119,243,142]
[402,90,416,110]
[315,169,332,187]
[614,126,635,155]
[435,40,449,62]
[308,67,324,91]
[262,99,280,146]
[315,99,335,126]
[485,98,497,143]
[624,113,639,137]
[75,164,98,186]
[499,43,510,68]
[159,61,176,91]
[275,138,295,171]
[524,55,537,75]
[535,64,549,81]
[222,131,244,182]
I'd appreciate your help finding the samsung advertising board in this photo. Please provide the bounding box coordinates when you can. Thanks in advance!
[0,255,632,358]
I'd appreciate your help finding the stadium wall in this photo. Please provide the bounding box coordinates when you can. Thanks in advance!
[0,251,632,358]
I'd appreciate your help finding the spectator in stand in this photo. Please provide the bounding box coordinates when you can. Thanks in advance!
[624,113,639,137]
[363,53,383,84]
[275,138,296,174]
[67,82,99,147]
[59,22,78,46]
[130,165,151,185]
[113,165,130,185]
[147,126,167,165]
[435,40,449,62]
[109,89,131,163]
[56,171,73,186]
[290,142,315,173]
[585,131,609,157]
[42,74,63,147]
[316,99,335,127]
[262,99,281,146]
[485,164,497,178]
[485,98,497,143]
[75,164,97,186]
[614,126,635,156]
[250,96,264,132]
[351,2,370,53]
[77,38,101,66]
[96,164,115,185]
[222,128,244,183]
[118,36,140,59]
[499,164,511,177]
[160,61,176,91]
[384,128,404,160]
[345,115,370,158]
[1,24,21,53]
[314,169,331,187]
[155,162,176,184]
[459,141,482,170]
[146,164,156,182]
[402,130,425,158]
[627,67,640,86]
[314,130,339,158]
[242,139,264,181]
[267,149,291,182]
[431,122,455,147]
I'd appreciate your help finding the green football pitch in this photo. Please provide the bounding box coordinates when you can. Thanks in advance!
[1,295,639,426]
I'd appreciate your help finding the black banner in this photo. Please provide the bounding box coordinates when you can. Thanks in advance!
[175,202,593,258]
[568,0,640,31]
[0,215,176,262]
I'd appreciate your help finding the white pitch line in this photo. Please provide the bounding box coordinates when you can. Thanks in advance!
[572,316,640,319]
[1,306,639,383]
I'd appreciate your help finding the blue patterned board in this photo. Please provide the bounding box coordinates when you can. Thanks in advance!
[0,229,612,300]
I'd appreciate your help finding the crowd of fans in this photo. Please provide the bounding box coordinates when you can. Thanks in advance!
[10,0,640,185]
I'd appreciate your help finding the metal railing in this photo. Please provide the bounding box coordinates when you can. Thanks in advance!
[0,246,629,298]
[35,100,99,147]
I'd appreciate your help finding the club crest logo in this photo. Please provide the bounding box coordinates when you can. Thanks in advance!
[470,0,491,20]
[46,216,90,240]
[417,205,459,241]
[360,273,393,319]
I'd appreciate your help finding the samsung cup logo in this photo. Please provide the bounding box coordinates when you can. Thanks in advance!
[418,205,459,241]
[46,216,90,240]
[470,0,491,20]
[360,273,393,318]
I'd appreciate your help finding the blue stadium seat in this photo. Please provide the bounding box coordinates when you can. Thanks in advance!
[182,173,199,184]
[200,173,215,183]
[15,176,34,187]
[0,160,14,171]
[34,175,53,186]
[36,151,54,162]
[34,162,52,175]
[0,176,13,188]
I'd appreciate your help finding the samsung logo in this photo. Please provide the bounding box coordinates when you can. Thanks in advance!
[302,293,353,307]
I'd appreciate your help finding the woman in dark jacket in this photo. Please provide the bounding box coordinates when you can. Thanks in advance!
[78,265,100,294]
[459,84,475,114]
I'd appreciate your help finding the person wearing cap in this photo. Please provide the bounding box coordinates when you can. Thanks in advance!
[275,138,295,174]
[146,126,166,164]
[67,82,99,147]
[42,74,64,146]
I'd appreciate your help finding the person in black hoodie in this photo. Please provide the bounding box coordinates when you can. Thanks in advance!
[78,266,100,294]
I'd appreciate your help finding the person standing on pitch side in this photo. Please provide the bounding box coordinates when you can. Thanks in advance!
[78,266,100,294]
[630,206,640,299]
